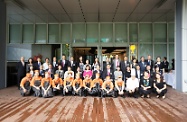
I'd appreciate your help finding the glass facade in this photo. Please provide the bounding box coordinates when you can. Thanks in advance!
[8,23,174,61]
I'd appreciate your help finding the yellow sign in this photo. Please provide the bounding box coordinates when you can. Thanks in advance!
[130,45,136,54]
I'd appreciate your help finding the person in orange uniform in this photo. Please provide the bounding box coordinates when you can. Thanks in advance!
[20,73,32,96]
[52,74,64,96]
[63,72,74,95]
[114,76,125,98]
[91,73,103,97]
[41,72,53,98]
[101,76,114,98]
[31,70,43,97]
[72,73,83,96]
[82,75,92,97]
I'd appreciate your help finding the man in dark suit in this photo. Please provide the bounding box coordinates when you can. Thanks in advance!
[102,64,114,81]
[59,54,69,72]
[69,56,77,73]
[120,56,130,80]
[138,56,147,73]
[112,55,120,71]
[135,65,143,80]
[52,57,58,73]
[145,55,154,71]
[46,64,55,79]
[16,57,26,89]
[92,65,103,80]
[162,57,169,72]
[146,65,154,79]
[34,57,42,70]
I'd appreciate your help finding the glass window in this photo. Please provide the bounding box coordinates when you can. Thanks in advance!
[154,23,167,42]
[49,24,59,43]
[35,24,47,43]
[9,24,21,43]
[87,23,98,43]
[154,44,167,60]
[61,24,71,43]
[23,24,34,43]
[168,23,174,42]
[139,44,153,58]
[72,23,86,43]
[100,23,113,43]
[115,23,128,42]
[129,23,138,42]
[139,23,152,42]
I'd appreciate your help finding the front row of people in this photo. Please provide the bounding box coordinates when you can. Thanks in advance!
[19,69,167,99]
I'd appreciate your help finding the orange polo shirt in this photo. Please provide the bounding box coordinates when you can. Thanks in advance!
[91,78,103,88]
[102,81,114,89]
[72,78,83,87]
[64,77,74,86]
[20,77,31,88]
[41,77,52,87]
[30,76,42,86]
[52,78,63,88]
[83,79,92,88]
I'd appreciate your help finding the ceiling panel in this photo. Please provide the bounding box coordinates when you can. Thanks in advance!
[117,0,140,13]
[81,0,98,14]
[100,14,114,22]
[69,14,85,22]
[59,0,81,14]
[99,0,119,14]
[113,14,129,22]
[84,14,98,22]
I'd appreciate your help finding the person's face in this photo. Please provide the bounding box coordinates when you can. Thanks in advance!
[68,73,72,77]
[49,65,52,69]
[86,60,89,64]
[40,66,43,70]
[68,67,71,71]
[133,59,136,63]
[136,66,140,70]
[107,65,110,69]
[115,55,119,59]
[45,73,49,78]
[156,67,159,71]
[29,59,32,63]
[106,58,109,62]
[53,57,56,62]
[146,66,151,70]
[71,57,74,61]
[148,56,151,60]
[157,57,161,62]
[77,67,80,71]
[144,72,149,77]
[37,58,41,62]
[20,57,24,61]
[79,57,82,61]
[141,57,145,62]
[46,59,49,63]
[95,58,98,62]
[62,56,65,60]
[96,74,100,79]
[30,66,33,70]
[86,66,89,70]
[117,67,120,71]
[35,72,39,76]
[127,67,130,71]
[76,74,80,79]
[124,57,128,61]
[58,66,62,70]
[55,75,59,80]
[156,74,160,79]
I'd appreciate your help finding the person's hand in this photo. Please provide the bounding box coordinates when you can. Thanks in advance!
[89,88,91,91]
[66,88,68,93]
[23,89,26,93]
[107,91,109,94]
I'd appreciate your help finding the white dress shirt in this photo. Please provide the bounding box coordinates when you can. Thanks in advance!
[126,78,139,91]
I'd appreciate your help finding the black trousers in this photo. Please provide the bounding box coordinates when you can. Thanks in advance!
[53,86,64,96]
[63,86,73,95]
[155,89,167,96]
[72,87,82,96]
[17,75,24,89]
[114,87,125,97]
[139,87,152,96]
[101,89,114,97]
[126,88,139,97]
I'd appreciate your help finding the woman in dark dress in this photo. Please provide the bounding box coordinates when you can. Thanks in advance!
[131,58,137,69]
[153,66,163,80]
[155,56,163,71]
[153,73,167,99]
[139,70,153,98]
[125,66,131,83]
[26,58,33,72]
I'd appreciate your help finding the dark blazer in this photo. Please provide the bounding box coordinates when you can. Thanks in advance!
[162,61,169,71]
[69,61,77,73]
[135,70,143,79]
[34,62,42,70]
[39,69,45,78]
[52,61,58,72]
[102,69,114,80]
[59,60,70,72]
[17,61,26,77]
[103,61,112,70]
[138,61,148,73]
[92,70,103,80]
[145,59,154,71]
[120,61,130,73]
[112,59,121,71]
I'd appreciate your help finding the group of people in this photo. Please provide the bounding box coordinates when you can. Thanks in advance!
[17,54,168,99]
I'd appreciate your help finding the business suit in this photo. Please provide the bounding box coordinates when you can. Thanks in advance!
[52,61,58,72]
[34,62,42,70]
[16,61,26,89]
[59,60,69,72]
[145,59,154,71]
[162,61,169,72]
[138,61,147,73]
[102,69,114,81]
[112,59,120,71]
[92,70,103,80]
[103,61,112,70]
[69,60,77,73]
[135,69,143,80]
[120,60,130,80]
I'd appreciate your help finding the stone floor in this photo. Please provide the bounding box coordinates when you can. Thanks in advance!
[0,86,187,122]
